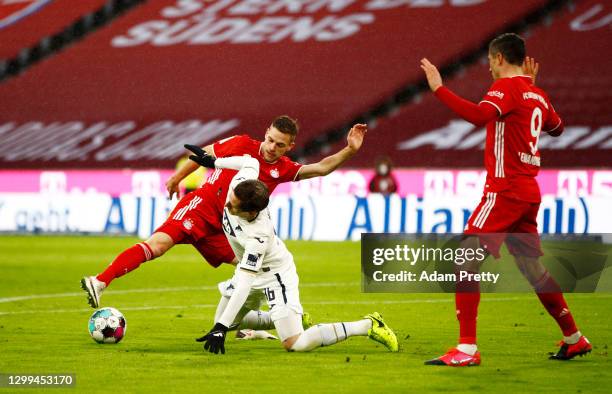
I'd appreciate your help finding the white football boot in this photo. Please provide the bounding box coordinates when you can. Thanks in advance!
[80,276,106,308]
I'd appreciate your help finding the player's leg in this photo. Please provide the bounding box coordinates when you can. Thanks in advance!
[98,232,174,284]
[264,271,398,352]
[509,207,591,360]
[279,310,398,352]
[425,235,490,366]
[284,314,352,351]
[81,231,175,308]
[515,255,591,359]
[89,193,201,290]
[193,232,238,268]
[81,192,207,308]
[454,236,487,354]
[427,237,489,366]
[427,193,519,366]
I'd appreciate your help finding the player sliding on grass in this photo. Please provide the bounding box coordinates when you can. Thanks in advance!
[194,154,399,354]
[420,33,591,366]
[81,116,366,309]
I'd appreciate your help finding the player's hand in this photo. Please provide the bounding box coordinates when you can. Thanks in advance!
[347,124,367,152]
[165,176,181,200]
[420,58,443,92]
[196,322,228,354]
[523,56,539,85]
[185,144,217,169]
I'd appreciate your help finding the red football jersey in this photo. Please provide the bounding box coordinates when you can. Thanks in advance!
[194,134,302,230]
[479,76,562,202]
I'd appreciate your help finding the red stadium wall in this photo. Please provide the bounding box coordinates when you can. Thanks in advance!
[0,0,551,169]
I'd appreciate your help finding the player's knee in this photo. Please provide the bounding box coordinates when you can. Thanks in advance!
[514,256,545,286]
[146,241,165,258]
[460,236,480,250]
[456,236,486,272]
[146,232,175,257]
[283,334,300,351]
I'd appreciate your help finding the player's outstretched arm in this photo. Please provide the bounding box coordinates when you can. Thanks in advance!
[296,123,367,180]
[215,156,258,172]
[420,58,498,127]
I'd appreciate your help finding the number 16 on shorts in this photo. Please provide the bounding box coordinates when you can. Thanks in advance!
[264,288,275,302]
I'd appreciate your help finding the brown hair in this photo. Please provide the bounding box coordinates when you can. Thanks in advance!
[272,115,299,140]
[234,180,270,213]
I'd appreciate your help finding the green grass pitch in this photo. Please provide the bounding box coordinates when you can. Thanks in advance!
[0,236,610,393]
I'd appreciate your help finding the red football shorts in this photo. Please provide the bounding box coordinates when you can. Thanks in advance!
[464,192,543,258]
[154,192,235,267]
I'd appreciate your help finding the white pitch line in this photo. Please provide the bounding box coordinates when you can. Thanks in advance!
[0,282,360,304]
[0,298,476,316]
[1,287,610,316]
[3,295,606,316]
[0,304,217,316]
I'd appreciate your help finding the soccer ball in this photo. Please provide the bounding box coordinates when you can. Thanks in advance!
[88,307,127,344]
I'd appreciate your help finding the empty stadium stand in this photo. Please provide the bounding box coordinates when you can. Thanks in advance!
[1,0,556,169]
[0,0,110,61]
[307,0,611,168]
[0,0,145,80]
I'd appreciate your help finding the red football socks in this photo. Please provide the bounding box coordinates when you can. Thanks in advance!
[534,272,578,336]
[96,242,154,286]
[456,272,481,344]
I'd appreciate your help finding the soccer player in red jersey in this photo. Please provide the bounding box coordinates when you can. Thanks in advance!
[82,116,367,307]
[420,33,591,366]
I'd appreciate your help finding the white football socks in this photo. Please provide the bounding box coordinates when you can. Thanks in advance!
[564,331,582,345]
[290,325,326,351]
[239,310,274,330]
[457,343,478,356]
[344,319,372,337]
[290,319,372,352]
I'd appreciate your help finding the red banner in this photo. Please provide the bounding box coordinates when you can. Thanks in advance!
[0,0,109,60]
[0,0,549,168]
